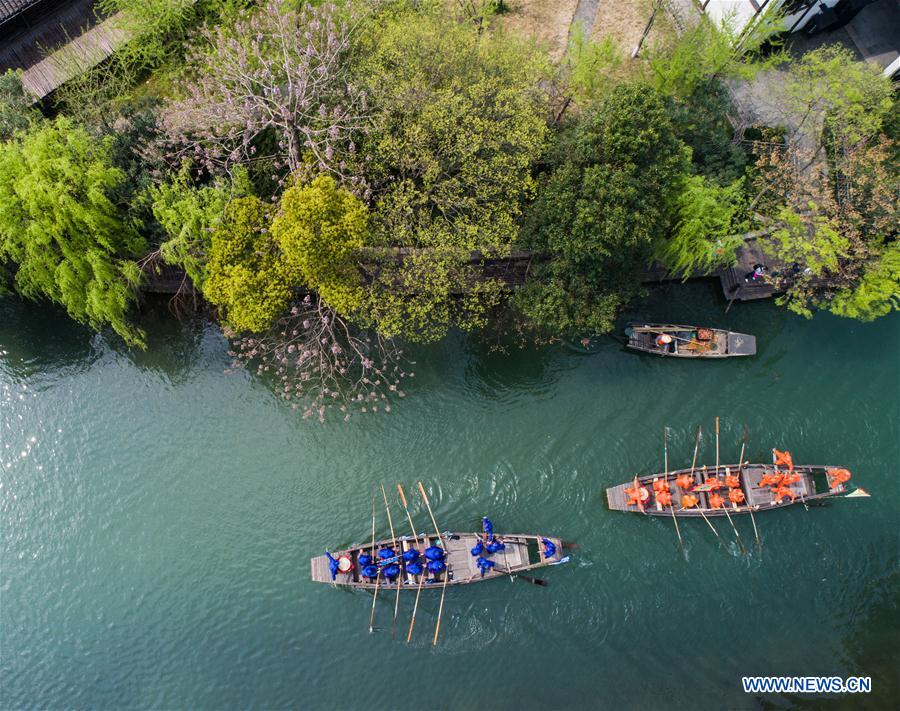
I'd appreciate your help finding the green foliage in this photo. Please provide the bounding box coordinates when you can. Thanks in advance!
[658,174,747,276]
[783,45,894,144]
[0,70,37,141]
[565,26,626,106]
[53,1,254,118]
[203,196,293,333]
[350,7,549,341]
[770,204,847,278]
[356,9,548,252]
[829,242,900,321]
[647,13,782,101]
[0,117,146,345]
[272,175,368,318]
[665,81,749,185]
[150,164,251,287]
[517,84,690,335]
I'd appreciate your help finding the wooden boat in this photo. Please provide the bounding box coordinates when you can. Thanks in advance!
[625,323,756,358]
[606,464,858,517]
[311,532,566,588]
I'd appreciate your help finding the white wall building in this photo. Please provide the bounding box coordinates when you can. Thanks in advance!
[700,0,843,35]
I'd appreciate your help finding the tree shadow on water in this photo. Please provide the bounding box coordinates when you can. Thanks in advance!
[0,295,212,384]
[0,296,99,380]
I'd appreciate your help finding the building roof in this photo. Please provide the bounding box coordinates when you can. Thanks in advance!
[0,0,42,25]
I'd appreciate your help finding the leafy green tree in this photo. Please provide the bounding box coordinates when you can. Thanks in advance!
[0,117,146,345]
[647,12,782,101]
[782,45,894,147]
[829,242,899,321]
[755,133,898,320]
[0,70,37,141]
[564,27,626,107]
[349,7,548,341]
[150,164,251,288]
[202,196,293,333]
[272,175,369,318]
[657,174,747,277]
[750,48,897,321]
[517,83,690,335]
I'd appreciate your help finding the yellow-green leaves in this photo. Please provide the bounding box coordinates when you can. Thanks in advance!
[272,175,367,318]
[202,176,371,334]
[203,196,292,333]
[0,117,146,346]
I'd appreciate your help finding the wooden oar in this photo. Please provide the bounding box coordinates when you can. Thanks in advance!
[398,484,426,644]
[690,427,722,542]
[715,417,720,474]
[417,482,449,647]
[740,427,761,549]
[367,496,378,633]
[637,327,699,345]
[368,570,381,634]
[494,561,548,587]
[380,483,402,638]
[714,419,746,553]
[664,427,684,552]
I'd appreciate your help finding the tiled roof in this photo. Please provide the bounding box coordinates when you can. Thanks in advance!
[0,1,42,25]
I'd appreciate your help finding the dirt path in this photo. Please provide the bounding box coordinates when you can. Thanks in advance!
[570,0,600,39]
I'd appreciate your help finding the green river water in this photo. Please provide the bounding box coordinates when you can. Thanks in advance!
[1,282,898,710]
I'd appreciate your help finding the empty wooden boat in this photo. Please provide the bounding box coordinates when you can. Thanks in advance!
[625,323,756,358]
[606,464,860,516]
[311,531,567,588]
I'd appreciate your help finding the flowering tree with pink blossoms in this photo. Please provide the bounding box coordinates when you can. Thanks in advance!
[226,296,410,422]
[162,1,368,181]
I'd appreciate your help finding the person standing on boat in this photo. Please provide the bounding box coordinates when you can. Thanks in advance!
[655,333,673,351]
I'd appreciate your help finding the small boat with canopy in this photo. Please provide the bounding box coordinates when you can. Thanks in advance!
[624,323,756,358]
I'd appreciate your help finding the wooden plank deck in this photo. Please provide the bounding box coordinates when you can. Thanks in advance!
[0,0,101,75]
[20,9,128,99]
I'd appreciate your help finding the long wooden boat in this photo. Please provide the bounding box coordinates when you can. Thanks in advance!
[311,532,566,588]
[625,323,756,358]
[606,464,856,517]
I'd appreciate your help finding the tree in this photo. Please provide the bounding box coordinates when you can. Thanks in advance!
[749,48,897,321]
[754,134,898,319]
[202,196,293,333]
[161,1,366,178]
[516,83,690,335]
[657,174,747,277]
[272,175,369,318]
[149,163,252,288]
[782,45,894,149]
[0,118,146,345]
[0,70,37,141]
[349,7,548,341]
[647,12,782,101]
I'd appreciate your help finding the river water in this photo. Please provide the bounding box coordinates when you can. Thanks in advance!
[2,282,898,710]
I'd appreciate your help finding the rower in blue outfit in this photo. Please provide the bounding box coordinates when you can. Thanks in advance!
[424,546,445,561]
[324,550,340,581]
[542,538,557,558]
[476,556,495,577]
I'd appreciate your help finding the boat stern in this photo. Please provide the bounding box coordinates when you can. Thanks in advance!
[727,332,756,356]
